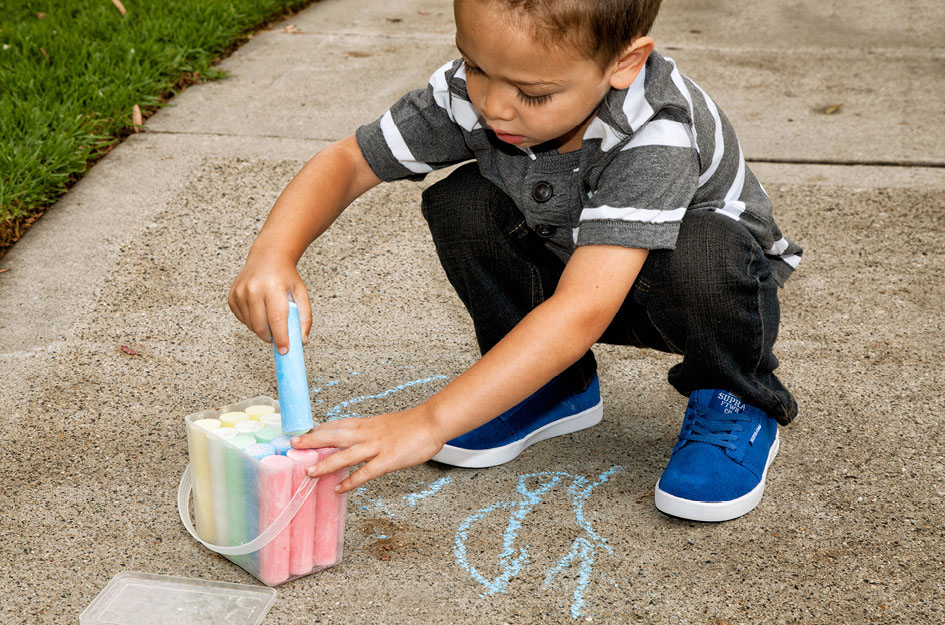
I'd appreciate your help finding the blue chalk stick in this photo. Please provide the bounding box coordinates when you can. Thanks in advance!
[273,300,313,436]
[270,436,292,456]
[245,443,276,461]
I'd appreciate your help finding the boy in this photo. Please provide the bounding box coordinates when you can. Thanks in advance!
[229,0,801,522]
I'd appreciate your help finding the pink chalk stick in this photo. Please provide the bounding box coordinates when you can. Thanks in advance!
[258,455,294,586]
[313,447,347,567]
[285,448,319,575]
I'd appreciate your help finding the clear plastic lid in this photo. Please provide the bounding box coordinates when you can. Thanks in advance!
[80,571,276,625]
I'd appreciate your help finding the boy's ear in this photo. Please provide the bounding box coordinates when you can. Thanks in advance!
[608,36,655,90]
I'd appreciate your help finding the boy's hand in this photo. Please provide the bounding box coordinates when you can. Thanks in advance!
[228,253,312,355]
[290,407,447,493]
[228,135,381,354]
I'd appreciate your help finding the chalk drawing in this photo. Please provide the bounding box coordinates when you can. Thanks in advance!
[356,475,455,540]
[309,366,624,619]
[454,467,624,619]
[404,476,454,507]
[312,368,448,498]
[324,375,448,420]
[357,476,454,514]
[316,368,451,538]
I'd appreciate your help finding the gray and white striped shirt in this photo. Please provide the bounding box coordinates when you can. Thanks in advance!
[356,51,801,285]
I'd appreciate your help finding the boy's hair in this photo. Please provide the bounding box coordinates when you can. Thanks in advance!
[465,0,662,69]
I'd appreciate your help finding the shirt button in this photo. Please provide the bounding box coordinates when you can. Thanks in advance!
[535,224,557,238]
[531,181,553,203]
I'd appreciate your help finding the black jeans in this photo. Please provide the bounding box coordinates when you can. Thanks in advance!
[421,164,797,424]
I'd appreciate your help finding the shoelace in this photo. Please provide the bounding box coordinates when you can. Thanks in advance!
[675,408,753,453]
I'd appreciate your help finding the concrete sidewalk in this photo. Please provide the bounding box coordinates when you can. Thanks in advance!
[1,0,943,622]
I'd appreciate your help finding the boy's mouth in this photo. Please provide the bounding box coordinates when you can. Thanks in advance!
[493,130,525,145]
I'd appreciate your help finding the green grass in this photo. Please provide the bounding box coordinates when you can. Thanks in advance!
[0,0,317,250]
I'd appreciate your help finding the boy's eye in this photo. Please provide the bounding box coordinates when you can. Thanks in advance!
[463,59,551,106]
[517,91,552,106]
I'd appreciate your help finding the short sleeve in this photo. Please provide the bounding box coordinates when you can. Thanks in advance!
[576,118,699,250]
[356,60,475,182]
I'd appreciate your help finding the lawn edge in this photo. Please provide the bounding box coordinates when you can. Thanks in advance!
[0,0,323,260]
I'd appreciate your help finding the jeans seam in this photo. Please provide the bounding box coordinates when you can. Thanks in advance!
[508,219,530,240]
[646,300,684,355]
[530,263,545,309]
[750,251,765,381]
[749,249,791,418]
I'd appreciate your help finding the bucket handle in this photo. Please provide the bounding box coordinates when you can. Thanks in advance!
[177,463,318,556]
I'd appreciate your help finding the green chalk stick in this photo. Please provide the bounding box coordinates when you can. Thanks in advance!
[225,433,257,569]
[254,428,280,445]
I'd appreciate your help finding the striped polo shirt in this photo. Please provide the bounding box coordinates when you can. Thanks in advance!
[356,51,802,285]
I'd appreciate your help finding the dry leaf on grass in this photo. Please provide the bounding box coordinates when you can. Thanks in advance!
[111,0,127,16]
[132,104,143,131]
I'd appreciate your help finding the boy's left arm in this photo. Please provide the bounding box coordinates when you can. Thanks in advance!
[294,244,648,492]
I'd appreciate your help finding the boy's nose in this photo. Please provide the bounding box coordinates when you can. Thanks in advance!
[479,85,515,122]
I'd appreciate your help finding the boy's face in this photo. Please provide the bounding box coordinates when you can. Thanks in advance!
[454,0,621,153]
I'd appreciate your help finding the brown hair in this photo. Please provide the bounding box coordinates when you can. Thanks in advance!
[461,0,662,69]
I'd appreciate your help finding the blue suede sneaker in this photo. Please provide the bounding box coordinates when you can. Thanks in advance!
[655,389,780,522]
[432,374,603,468]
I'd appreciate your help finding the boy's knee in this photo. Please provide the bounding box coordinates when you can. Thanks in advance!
[421,163,490,226]
[421,163,516,244]
[664,209,773,297]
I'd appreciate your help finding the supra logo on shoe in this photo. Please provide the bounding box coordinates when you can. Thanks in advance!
[711,391,745,414]
[749,424,762,444]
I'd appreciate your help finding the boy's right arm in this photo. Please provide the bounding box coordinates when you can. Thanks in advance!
[228,135,382,353]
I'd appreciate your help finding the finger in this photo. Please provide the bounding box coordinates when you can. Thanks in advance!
[228,283,251,328]
[291,419,359,449]
[227,287,242,323]
[334,458,388,493]
[247,292,273,343]
[267,293,291,352]
[294,285,312,345]
[305,445,366,479]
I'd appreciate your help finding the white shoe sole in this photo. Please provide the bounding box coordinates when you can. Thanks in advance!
[654,430,780,522]
[432,400,603,468]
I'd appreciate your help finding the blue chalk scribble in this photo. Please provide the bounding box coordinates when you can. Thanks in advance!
[320,369,449,523]
[325,375,448,419]
[454,467,625,618]
[404,476,454,507]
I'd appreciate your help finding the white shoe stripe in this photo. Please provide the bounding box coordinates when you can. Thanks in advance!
[431,401,603,468]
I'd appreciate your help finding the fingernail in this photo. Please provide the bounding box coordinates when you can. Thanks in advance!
[334,485,341,493]
[290,436,300,445]
[307,468,316,476]
[278,346,288,355]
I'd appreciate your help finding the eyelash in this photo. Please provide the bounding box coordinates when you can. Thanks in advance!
[518,92,552,107]
[464,62,553,107]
